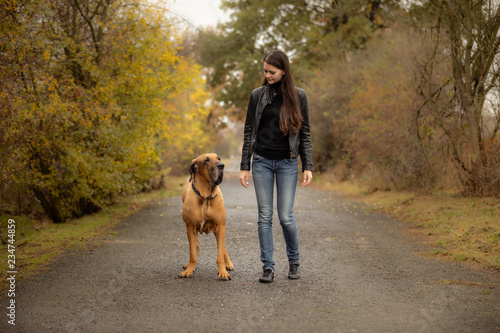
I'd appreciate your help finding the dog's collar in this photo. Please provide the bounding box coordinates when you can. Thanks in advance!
[191,181,218,201]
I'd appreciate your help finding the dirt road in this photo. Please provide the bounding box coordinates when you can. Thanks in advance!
[2,172,499,332]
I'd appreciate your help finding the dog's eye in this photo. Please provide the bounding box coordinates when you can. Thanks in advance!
[204,158,209,164]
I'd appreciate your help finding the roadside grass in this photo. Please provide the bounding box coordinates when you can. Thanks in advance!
[1,176,185,295]
[312,173,500,271]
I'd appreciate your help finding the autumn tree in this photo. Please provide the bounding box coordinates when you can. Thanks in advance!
[413,0,500,196]
[0,0,55,216]
[196,0,401,118]
[0,0,213,221]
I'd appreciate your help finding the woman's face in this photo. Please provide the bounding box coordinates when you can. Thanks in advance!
[263,62,285,84]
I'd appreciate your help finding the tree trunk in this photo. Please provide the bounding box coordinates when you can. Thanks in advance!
[33,187,65,223]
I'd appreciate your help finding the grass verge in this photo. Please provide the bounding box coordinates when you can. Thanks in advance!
[1,176,185,295]
[312,173,500,271]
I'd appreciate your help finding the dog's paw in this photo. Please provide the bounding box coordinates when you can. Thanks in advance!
[218,271,231,281]
[178,270,194,278]
[179,264,196,278]
[226,262,234,271]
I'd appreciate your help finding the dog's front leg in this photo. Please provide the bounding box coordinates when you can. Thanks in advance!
[183,238,200,270]
[179,225,198,278]
[224,247,234,272]
[213,226,234,272]
[214,225,231,280]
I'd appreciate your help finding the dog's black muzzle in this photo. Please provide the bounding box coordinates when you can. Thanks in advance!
[213,162,225,186]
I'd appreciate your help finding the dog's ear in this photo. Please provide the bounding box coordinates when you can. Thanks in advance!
[188,159,199,181]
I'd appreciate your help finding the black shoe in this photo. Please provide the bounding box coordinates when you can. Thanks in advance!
[259,268,274,283]
[288,261,300,279]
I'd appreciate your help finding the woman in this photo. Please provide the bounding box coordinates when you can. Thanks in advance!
[239,50,313,283]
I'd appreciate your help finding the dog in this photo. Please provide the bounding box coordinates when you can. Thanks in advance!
[179,153,233,280]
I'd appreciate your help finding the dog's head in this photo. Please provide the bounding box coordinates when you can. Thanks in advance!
[189,153,224,187]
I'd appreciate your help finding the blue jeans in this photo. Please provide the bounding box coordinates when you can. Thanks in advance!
[251,153,300,270]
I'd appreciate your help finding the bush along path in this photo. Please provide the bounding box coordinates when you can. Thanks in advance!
[1,173,499,332]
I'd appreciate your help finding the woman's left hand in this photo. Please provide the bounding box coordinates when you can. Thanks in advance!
[302,170,313,186]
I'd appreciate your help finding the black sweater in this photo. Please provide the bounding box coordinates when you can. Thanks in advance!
[254,81,290,160]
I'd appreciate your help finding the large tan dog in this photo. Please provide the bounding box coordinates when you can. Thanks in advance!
[179,153,233,280]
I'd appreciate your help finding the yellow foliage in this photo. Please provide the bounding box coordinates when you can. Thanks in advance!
[0,0,215,221]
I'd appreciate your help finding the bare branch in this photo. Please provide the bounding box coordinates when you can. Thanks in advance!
[72,0,101,64]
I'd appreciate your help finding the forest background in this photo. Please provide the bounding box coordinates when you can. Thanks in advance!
[0,0,499,273]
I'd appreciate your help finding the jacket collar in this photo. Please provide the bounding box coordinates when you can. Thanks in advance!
[265,81,282,104]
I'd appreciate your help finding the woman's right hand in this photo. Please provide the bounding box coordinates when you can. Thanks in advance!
[239,170,249,188]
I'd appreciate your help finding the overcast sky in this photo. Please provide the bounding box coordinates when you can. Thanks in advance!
[167,0,229,28]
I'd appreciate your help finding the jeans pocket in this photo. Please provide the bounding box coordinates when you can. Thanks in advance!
[252,153,262,162]
[285,157,298,165]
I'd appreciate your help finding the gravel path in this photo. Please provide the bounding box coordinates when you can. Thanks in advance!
[2,172,499,332]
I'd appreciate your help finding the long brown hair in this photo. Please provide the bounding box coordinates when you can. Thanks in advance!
[262,50,302,135]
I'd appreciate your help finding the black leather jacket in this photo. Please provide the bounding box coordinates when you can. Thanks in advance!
[240,84,313,172]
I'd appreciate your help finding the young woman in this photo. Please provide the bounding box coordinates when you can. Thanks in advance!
[239,50,313,283]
